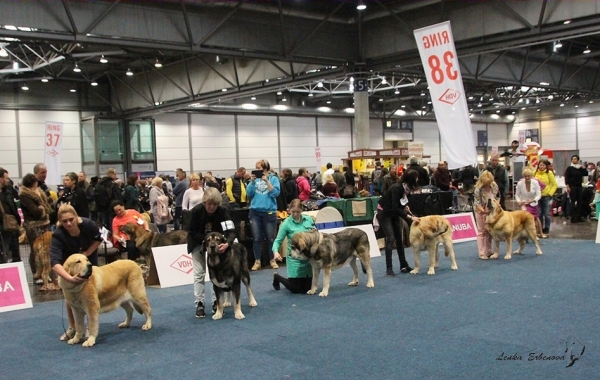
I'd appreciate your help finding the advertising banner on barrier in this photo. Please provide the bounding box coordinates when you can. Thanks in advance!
[0,262,33,313]
[44,121,64,186]
[443,212,478,243]
[413,22,477,170]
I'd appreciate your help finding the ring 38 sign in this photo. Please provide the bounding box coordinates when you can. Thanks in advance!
[414,22,477,170]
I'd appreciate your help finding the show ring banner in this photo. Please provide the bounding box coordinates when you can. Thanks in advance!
[443,213,478,243]
[413,21,477,170]
[148,244,212,288]
[0,262,33,313]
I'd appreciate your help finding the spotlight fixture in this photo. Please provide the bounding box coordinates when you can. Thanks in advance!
[100,55,108,63]
[0,47,7,57]
[282,97,287,102]
[326,99,332,104]
[154,59,162,68]
[555,40,563,48]
[221,88,227,92]
[126,68,133,76]
[41,78,48,83]
[91,81,98,86]
[560,103,565,107]
[277,91,282,95]
[70,87,76,93]
[317,81,323,88]
[73,64,81,73]
[12,61,19,70]
[583,46,591,54]
[308,92,314,97]
[380,77,387,85]
[21,83,29,91]
[394,89,399,95]
[250,95,256,100]
[356,0,367,10]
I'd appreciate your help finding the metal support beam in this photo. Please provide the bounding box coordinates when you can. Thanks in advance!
[82,0,121,35]
[197,0,245,46]
[287,2,345,56]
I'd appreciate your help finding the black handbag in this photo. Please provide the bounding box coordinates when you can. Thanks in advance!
[0,201,20,233]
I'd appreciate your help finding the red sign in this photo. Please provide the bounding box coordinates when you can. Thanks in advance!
[170,254,193,274]
[438,88,461,105]
[0,263,33,313]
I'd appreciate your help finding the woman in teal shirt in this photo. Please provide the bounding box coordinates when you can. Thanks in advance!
[272,199,315,293]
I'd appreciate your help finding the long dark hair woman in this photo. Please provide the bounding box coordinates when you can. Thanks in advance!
[56,172,89,218]
[376,169,420,276]
[124,174,142,211]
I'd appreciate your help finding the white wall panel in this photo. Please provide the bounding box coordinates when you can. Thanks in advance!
[538,119,575,150]
[0,110,18,174]
[574,116,600,163]
[154,113,190,172]
[280,116,317,171]
[369,118,383,149]
[414,121,440,164]
[190,113,237,175]
[238,115,279,172]
[317,117,352,167]
[487,123,509,148]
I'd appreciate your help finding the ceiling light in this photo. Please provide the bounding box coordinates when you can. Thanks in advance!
[73,64,81,73]
[12,61,19,70]
[356,1,367,10]
[575,104,579,108]
[241,103,258,110]
[0,47,7,57]
[490,114,500,119]
[496,110,500,113]
[41,78,48,83]
[560,103,565,107]
[381,77,387,84]
[350,77,354,82]
[273,105,287,111]
[308,93,313,97]
[317,81,323,88]
[282,97,287,102]
[540,82,549,86]
[401,104,406,108]
[394,89,399,95]
[317,107,332,112]
[421,92,426,96]
[326,99,332,104]
[4,25,17,30]
[221,88,227,92]
[521,107,526,110]
[154,59,162,68]
[91,81,98,86]
[563,20,571,24]
[537,109,541,112]
[100,55,107,63]
[590,100,594,104]
[555,41,563,48]
[250,95,256,100]
[345,108,355,114]
[70,87,76,93]
[583,46,591,54]
[21,83,29,91]
[126,68,133,76]
[277,91,282,95]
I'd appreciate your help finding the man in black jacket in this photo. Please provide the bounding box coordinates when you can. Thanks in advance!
[486,154,508,210]
[564,154,589,223]
[405,156,430,187]
[94,168,123,228]
[0,168,22,263]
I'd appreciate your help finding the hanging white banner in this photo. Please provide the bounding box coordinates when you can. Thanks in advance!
[414,21,477,170]
[44,121,63,186]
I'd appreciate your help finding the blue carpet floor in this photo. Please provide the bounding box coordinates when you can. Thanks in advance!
[1,238,598,379]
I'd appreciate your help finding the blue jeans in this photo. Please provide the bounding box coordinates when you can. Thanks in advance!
[538,196,552,232]
[248,209,277,261]
[173,206,182,230]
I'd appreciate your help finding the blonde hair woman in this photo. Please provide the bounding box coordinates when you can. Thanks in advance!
[321,173,339,198]
[473,171,499,259]
[515,167,544,238]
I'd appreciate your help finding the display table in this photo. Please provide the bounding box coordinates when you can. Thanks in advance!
[325,197,379,225]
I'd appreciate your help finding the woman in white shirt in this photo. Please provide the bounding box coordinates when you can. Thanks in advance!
[515,167,544,238]
[182,173,204,230]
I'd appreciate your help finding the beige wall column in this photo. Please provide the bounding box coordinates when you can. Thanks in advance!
[354,89,370,149]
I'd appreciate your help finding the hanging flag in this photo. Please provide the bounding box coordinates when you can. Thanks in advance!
[44,121,63,185]
[414,21,477,170]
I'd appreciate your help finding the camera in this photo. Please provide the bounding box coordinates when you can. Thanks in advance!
[252,170,264,179]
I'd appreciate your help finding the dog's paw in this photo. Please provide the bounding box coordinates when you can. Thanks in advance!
[82,338,96,348]
[212,312,224,320]
[504,255,512,260]
[347,280,359,286]
[67,337,80,345]
[410,269,419,275]
[142,322,152,330]
[512,250,522,255]
[427,268,435,275]
[234,311,245,320]
[306,289,317,295]
[318,291,328,297]
[366,281,374,288]
[248,300,258,307]
[451,265,458,270]
[536,251,543,255]
[117,321,130,328]
[489,253,499,259]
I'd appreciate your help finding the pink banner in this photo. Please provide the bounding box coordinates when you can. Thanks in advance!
[0,263,33,313]
[444,213,477,243]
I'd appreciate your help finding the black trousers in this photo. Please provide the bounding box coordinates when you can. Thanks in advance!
[569,186,583,219]
[377,213,410,270]
[126,240,139,261]
[274,274,312,294]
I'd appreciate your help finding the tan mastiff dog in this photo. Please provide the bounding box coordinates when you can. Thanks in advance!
[409,215,458,275]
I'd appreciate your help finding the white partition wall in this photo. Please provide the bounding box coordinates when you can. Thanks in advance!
[574,116,600,163]
[280,116,317,173]
[154,113,191,172]
[487,123,509,149]
[0,110,18,175]
[238,115,280,172]
[190,114,236,175]
[369,118,383,149]
[413,121,441,165]
[317,117,352,168]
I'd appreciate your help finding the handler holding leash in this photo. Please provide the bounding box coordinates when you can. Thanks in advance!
[271,199,315,293]
[376,170,420,276]
[186,187,237,318]
[50,204,101,341]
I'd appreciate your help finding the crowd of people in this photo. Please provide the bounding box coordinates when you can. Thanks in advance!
[1,153,599,323]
